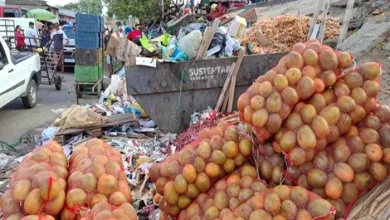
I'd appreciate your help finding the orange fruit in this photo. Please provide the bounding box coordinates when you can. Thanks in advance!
[183,164,197,183]
[325,177,343,199]
[222,141,239,158]
[205,163,221,178]
[365,144,383,162]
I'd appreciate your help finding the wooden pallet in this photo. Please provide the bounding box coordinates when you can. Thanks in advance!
[54,113,137,144]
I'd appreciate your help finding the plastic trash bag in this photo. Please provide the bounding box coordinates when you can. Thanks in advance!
[225,34,241,56]
[140,35,154,52]
[209,28,226,55]
[177,22,209,40]
[178,30,202,59]
[124,104,141,118]
[170,49,188,62]
[162,44,177,59]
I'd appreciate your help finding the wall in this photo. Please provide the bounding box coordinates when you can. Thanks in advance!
[60,15,75,23]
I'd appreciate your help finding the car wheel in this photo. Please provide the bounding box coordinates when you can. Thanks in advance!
[22,79,37,108]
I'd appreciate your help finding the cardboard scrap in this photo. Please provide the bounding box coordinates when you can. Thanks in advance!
[255,30,273,46]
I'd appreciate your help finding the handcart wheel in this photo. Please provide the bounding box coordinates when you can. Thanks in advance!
[97,83,101,98]
[55,75,62,90]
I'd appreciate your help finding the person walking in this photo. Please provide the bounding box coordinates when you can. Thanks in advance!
[50,23,69,70]
[104,29,114,77]
[15,25,26,51]
[24,22,38,51]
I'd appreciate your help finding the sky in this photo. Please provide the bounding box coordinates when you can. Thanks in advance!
[46,0,77,6]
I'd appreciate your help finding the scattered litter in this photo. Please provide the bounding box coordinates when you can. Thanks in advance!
[51,107,67,114]
[41,126,57,141]
[0,154,15,170]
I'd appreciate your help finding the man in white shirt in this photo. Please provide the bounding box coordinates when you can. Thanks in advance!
[50,23,69,52]
[24,22,38,50]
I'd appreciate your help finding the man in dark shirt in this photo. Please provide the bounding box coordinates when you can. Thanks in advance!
[104,29,114,77]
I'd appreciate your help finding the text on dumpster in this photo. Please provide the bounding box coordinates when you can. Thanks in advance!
[188,65,232,81]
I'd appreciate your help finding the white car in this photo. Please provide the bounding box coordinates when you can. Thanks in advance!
[0,36,41,108]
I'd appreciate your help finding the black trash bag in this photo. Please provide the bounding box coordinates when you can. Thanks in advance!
[141,48,160,57]
[208,28,226,56]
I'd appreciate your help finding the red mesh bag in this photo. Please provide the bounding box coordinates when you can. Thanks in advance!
[238,40,354,142]
[0,141,68,219]
[78,201,137,220]
[60,138,132,219]
[371,104,390,148]
[286,120,389,218]
[149,123,256,217]
[273,62,382,166]
[254,142,293,186]
[177,164,267,220]
[221,185,335,219]
[21,215,56,220]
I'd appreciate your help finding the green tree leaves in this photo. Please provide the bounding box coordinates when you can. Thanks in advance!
[63,0,103,15]
[105,0,161,20]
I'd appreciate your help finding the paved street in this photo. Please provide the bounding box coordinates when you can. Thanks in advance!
[0,72,77,144]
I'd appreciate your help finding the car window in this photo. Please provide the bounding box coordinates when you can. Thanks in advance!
[62,26,75,39]
[0,43,9,65]
[14,9,21,17]
[4,8,15,17]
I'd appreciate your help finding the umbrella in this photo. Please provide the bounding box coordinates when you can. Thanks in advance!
[29,9,56,21]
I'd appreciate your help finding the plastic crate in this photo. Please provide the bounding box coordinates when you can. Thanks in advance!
[75,32,100,49]
[100,16,104,32]
[98,63,103,78]
[75,48,103,65]
[76,13,101,32]
[75,65,100,82]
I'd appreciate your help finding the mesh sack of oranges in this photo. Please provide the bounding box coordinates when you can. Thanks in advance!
[286,118,389,218]
[237,40,354,142]
[272,62,382,167]
[370,104,390,149]
[60,138,134,219]
[224,185,336,219]
[149,123,255,217]
[0,141,68,219]
[173,164,267,220]
[254,142,294,187]
[78,201,137,220]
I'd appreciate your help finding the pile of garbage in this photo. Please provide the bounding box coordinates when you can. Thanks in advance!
[107,8,342,66]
